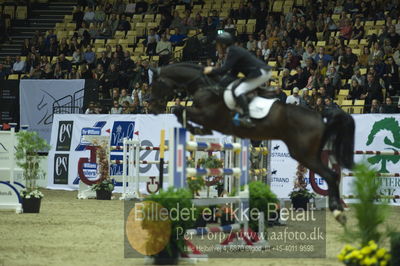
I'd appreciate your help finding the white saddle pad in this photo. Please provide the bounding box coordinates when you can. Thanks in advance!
[223,85,278,119]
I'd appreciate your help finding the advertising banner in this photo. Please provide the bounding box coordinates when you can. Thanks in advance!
[19,79,85,142]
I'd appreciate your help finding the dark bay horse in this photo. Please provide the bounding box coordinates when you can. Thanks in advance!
[150,63,355,224]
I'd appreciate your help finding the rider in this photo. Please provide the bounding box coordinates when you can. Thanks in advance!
[203,32,271,128]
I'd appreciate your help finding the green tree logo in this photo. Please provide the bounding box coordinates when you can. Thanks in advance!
[366,117,400,172]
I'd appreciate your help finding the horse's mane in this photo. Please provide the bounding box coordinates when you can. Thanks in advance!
[163,62,203,71]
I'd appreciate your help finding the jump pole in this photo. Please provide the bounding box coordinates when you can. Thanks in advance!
[159,129,165,190]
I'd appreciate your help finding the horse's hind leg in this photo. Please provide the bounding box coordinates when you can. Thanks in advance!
[287,140,346,225]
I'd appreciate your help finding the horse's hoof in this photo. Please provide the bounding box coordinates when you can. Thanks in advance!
[333,210,347,226]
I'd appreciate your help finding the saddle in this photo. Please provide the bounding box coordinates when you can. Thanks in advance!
[223,80,278,119]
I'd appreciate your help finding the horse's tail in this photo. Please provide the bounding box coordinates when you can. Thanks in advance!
[321,110,355,169]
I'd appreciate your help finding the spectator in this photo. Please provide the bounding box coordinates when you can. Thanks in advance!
[98,51,111,71]
[116,14,131,33]
[388,25,400,48]
[124,0,136,17]
[286,87,301,105]
[73,6,84,29]
[84,45,96,67]
[83,7,95,24]
[343,47,358,67]
[147,28,160,44]
[68,67,79,79]
[285,50,300,70]
[299,88,310,107]
[0,64,9,80]
[59,54,72,74]
[170,98,184,114]
[338,58,353,79]
[21,39,31,56]
[118,88,133,105]
[105,63,120,95]
[53,63,64,79]
[339,19,353,43]
[110,100,122,114]
[41,63,54,79]
[78,63,92,79]
[369,99,381,113]
[85,101,100,114]
[292,66,308,89]
[274,86,287,103]
[383,56,399,96]
[313,96,325,113]
[351,68,366,87]
[12,56,26,74]
[121,101,130,114]
[94,6,106,25]
[352,17,365,40]
[169,28,187,46]
[72,47,84,65]
[324,97,340,112]
[365,74,383,104]
[156,33,172,66]
[246,34,257,53]
[281,69,294,91]
[59,38,71,55]
[380,96,399,113]
[347,79,366,100]
[314,47,332,67]
[46,37,59,57]
[302,44,316,68]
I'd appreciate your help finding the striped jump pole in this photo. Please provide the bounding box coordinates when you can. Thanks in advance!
[168,127,249,193]
[354,150,400,155]
[342,172,400,177]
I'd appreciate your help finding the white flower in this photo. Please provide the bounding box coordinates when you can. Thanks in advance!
[26,195,31,199]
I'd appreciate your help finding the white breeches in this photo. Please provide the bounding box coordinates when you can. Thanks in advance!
[234,69,272,97]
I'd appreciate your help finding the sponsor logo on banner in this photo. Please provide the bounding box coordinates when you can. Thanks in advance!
[365,117,400,172]
[364,117,400,203]
[54,154,69,184]
[56,121,74,151]
[109,121,136,180]
[83,163,98,182]
[110,121,136,146]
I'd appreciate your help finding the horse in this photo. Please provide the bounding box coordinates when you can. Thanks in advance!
[149,62,355,225]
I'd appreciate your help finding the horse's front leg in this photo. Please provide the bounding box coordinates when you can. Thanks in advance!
[172,106,212,135]
[185,107,213,135]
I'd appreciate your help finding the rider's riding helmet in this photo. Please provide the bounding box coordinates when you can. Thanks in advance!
[215,32,234,46]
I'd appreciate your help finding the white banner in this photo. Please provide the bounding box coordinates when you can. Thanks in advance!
[20,79,85,143]
[47,114,226,194]
[271,114,400,205]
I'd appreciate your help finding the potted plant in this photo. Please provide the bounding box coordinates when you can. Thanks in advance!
[338,164,392,265]
[147,187,196,264]
[289,164,315,210]
[249,181,279,231]
[15,131,50,213]
[90,138,113,200]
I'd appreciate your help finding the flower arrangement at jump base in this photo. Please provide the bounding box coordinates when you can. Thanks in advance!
[288,164,315,210]
[15,130,50,213]
[186,155,224,198]
[338,164,394,266]
[90,138,114,200]
[338,241,391,266]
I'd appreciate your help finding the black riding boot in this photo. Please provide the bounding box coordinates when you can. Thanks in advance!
[236,94,255,128]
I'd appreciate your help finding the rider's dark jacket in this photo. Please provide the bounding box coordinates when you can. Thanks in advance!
[210,45,270,78]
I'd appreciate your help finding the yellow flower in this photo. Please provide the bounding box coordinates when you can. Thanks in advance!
[361,246,372,255]
[369,257,377,265]
[384,254,391,261]
[376,248,386,258]
[369,241,378,250]
[337,254,345,261]
[344,244,355,251]
[380,261,387,266]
